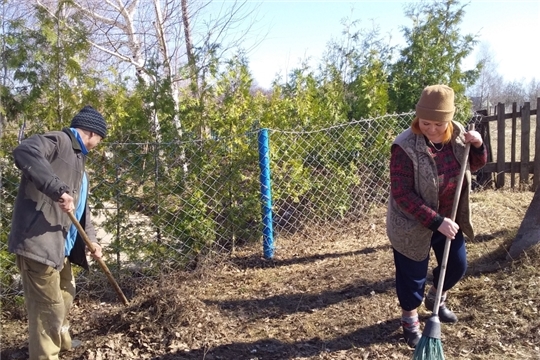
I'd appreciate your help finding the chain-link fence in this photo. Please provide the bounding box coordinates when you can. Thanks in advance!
[1,111,425,300]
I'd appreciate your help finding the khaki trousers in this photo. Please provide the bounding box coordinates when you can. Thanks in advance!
[17,256,75,360]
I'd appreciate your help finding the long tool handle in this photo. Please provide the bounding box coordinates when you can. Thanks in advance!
[431,124,474,315]
[67,211,129,306]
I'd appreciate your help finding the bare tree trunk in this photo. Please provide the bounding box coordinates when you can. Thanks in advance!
[70,0,165,138]
[154,0,183,136]
[181,0,197,89]
[60,0,258,142]
[180,0,209,139]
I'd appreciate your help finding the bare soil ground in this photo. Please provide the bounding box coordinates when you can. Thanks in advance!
[1,189,539,360]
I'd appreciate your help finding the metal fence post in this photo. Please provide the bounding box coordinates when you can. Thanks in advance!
[258,128,275,259]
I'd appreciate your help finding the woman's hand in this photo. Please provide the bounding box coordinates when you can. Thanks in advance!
[464,130,483,148]
[437,217,460,239]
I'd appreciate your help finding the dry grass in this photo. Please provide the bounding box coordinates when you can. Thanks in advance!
[1,189,539,360]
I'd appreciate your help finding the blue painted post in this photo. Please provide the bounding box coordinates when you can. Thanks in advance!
[258,128,275,259]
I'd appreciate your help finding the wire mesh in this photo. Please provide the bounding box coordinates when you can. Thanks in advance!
[0,111,421,300]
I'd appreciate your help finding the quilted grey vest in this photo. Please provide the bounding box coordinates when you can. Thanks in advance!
[386,121,474,261]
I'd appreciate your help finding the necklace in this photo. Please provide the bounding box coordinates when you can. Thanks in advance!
[428,140,444,152]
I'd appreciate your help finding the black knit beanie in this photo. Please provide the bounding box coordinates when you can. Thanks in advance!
[70,105,108,138]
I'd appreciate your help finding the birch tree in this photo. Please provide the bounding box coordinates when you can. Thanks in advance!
[468,43,503,112]
[54,0,259,140]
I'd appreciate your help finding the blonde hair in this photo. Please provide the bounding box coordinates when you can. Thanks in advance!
[411,117,453,144]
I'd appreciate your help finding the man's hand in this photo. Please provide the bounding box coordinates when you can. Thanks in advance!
[89,243,103,260]
[58,193,75,212]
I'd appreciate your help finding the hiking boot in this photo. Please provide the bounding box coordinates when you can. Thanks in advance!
[402,321,422,348]
[424,293,458,323]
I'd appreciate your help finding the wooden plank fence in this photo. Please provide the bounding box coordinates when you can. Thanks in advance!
[475,97,540,191]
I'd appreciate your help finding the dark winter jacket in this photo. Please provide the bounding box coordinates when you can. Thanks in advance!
[8,128,98,271]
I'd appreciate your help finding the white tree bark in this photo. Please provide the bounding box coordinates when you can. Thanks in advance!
[33,0,260,141]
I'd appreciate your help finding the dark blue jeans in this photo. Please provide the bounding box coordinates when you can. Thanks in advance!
[393,230,467,311]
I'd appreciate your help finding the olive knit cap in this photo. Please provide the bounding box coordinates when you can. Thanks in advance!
[70,105,108,138]
[415,84,455,122]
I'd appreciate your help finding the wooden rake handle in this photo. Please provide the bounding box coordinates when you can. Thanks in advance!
[431,124,474,315]
[67,211,129,306]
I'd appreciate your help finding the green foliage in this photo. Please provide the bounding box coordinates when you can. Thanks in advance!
[1,3,99,132]
[85,53,266,270]
[0,131,21,295]
[0,238,17,295]
[0,0,495,295]
[102,81,151,142]
[348,53,391,119]
[170,53,262,250]
[261,21,397,221]
[320,18,394,120]
[389,0,481,121]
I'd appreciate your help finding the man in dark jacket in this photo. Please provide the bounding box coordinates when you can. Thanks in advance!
[8,105,107,360]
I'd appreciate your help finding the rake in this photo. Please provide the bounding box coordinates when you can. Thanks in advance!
[67,211,129,306]
[412,125,473,360]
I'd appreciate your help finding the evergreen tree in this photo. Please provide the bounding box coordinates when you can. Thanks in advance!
[389,0,480,121]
